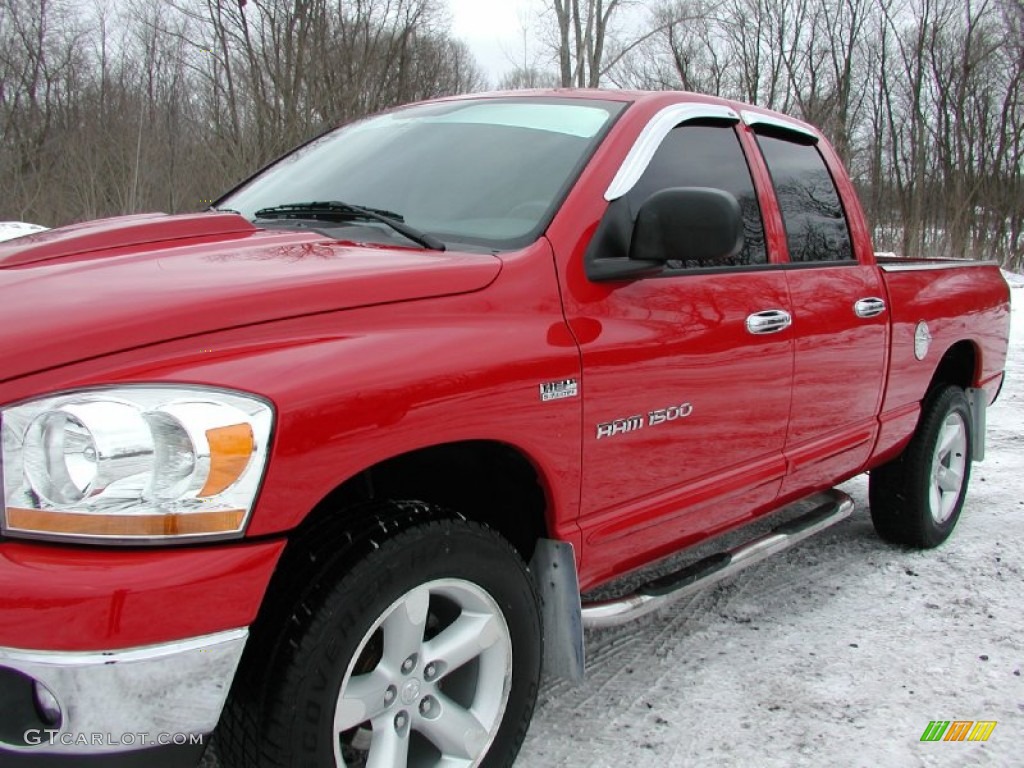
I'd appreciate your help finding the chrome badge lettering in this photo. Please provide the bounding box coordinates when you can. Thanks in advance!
[596,414,645,440]
[540,378,579,402]
[647,402,694,426]
[597,402,693,439]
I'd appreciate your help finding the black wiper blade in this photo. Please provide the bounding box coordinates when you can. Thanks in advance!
[255,200,405,221]
[253,201,445,251]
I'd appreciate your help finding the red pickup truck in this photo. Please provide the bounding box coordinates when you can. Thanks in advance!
[0,90,1011,768]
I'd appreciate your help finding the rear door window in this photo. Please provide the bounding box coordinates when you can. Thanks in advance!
[755,133,854,263]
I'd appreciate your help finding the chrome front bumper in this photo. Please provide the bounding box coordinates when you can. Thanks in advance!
[0,628,246,755]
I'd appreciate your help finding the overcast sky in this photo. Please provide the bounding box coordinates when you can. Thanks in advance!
[447,0,545,84]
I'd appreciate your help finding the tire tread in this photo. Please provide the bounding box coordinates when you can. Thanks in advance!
[869,385,972,548]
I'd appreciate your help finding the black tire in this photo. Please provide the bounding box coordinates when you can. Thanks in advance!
[869,385,973,548]
[218,505,541,768]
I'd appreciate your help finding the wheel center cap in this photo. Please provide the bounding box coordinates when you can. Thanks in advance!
[401,679,421,704]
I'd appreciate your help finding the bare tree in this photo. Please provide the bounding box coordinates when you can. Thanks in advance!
[548,0,630,87]
[0,0,484,226]
[498,66,561,90]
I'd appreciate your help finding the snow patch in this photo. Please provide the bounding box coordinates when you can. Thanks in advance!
[1002,269,1024,289]
[0,222,47,243]
[1005,272,1023,345]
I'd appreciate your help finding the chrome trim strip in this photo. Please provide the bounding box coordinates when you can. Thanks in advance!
[580,591,661,627]
[878,259,1001,272]
[580,490,854,629]
[604,103,740,201]
[741,110,818,141]
[0,628,247,754]
[0,627,247,666]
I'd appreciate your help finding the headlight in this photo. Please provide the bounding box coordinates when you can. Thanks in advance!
[1,386,273,543]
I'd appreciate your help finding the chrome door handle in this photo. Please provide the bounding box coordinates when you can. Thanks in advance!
[854,297,887,318]
[746,309,792,335]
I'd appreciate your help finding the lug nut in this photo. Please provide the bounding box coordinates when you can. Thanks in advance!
[419,698,432,715]
[424,663,436,680]
[401,656,416,673]
[384,686,396,703]
[395,712,408,730]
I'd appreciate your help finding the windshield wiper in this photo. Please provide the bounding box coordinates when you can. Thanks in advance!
[253,201,445,251]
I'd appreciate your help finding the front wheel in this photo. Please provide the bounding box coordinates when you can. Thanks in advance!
[869,385,973,548]
[219,514,542,768]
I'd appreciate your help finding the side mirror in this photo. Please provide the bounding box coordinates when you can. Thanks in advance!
[630,187,744,266]
[585,187,745,282]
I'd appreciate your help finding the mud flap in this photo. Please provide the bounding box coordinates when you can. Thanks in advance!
[966,387,987,462]
[528,540,585,682]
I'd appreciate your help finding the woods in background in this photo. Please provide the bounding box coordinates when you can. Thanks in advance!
[0,0,482,227]
[1,0,1021,268]
[541,0,1022,267]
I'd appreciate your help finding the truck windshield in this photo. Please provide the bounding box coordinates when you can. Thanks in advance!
[217,98,625,250]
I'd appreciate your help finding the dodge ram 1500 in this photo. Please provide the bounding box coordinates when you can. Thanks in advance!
[0,89,1010,768]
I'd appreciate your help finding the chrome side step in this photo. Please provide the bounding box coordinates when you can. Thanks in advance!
[580,489,855,629]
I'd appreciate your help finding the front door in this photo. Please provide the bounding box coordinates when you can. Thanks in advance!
[563,119,796,584]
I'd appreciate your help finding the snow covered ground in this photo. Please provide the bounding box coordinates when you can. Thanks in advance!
[517,278,1023,767]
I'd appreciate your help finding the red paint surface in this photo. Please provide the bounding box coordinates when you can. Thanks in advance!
[0,539,284,650]
[0,90,1011,638]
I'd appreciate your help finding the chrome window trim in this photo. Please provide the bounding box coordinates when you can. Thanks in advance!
[741,110,819,142]
[878,259,1001,272]
[604,103,740,201]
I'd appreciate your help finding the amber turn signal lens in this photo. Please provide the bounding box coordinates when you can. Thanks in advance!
[5,507,246,537]
[200,423,255,497]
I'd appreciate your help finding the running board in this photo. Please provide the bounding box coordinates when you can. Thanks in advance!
[580,489,855,629]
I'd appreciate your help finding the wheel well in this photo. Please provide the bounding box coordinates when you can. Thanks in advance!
[292,441,550,562]
[928,340,978,394]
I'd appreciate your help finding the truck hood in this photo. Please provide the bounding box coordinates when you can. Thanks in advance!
[0,212,501,383]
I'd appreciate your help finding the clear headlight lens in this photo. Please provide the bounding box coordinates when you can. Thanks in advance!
[1,387,273,543]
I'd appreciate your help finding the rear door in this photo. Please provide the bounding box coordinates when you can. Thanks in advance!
[746,121,888,498]
[564,115,795,582]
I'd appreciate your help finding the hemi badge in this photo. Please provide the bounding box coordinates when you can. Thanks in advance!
[540,378,578,402]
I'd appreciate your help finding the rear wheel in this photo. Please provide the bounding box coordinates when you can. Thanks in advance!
[218,510,541,768]
[869,385,973,548]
